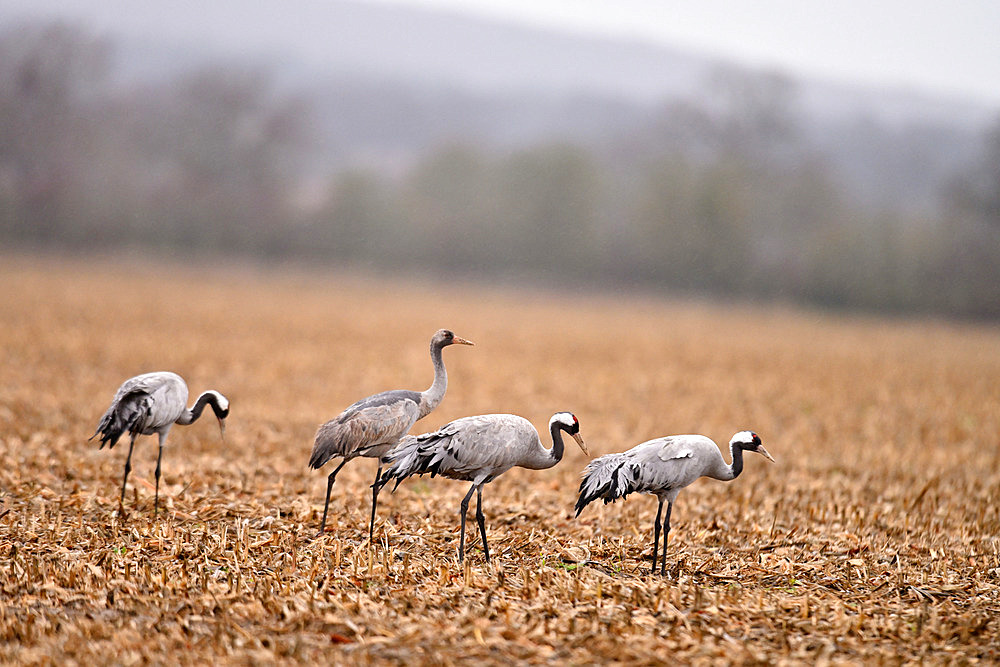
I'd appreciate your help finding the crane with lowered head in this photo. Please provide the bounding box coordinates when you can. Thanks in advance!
[92,371,229,516]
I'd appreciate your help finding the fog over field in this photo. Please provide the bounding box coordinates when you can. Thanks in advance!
[1,1,998,318]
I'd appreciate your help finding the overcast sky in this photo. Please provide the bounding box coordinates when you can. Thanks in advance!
[4,0,999,105]
[367,0,1000,104]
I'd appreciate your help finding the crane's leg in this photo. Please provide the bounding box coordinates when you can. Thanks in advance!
[457,483,477,563]
[475,486,490,564]
[153,432,166,518]
[119,433,138,513]
[369,463,383,542]
[319,458,350,535]
[651,498,663,575]
[660,501,673,576]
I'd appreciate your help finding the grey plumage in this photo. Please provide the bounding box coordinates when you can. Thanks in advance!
[576,431,774,574]
[310,390,422,469]
[377,412,589,563]
[308,329,473,537]
[91,371,229,516]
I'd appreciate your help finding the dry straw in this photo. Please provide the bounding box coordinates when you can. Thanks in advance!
[1,256,998,663]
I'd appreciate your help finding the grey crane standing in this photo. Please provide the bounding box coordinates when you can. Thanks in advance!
[575,430,774,574]
[308,329,474,538]
[91,371,229,516]
[376,412,589,563]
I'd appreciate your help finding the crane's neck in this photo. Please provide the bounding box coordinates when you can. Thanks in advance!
[419,342,447,419]
[712,441,744,481]
[177,391,226,425]
[523,422,566,470]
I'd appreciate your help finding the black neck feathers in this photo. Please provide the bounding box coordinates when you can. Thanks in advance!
[549,421,567,465]
[190,392,227,422]
[729,441,745,480]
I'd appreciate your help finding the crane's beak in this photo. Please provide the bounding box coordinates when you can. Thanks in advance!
[218,417,227,441]
[572,432,589,456]
[453,336,475,346]
[757,445,775,463]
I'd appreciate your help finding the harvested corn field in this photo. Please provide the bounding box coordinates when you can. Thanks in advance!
[1,254,998,663]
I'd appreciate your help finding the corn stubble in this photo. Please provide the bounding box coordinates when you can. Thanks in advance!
[1,256,998,663]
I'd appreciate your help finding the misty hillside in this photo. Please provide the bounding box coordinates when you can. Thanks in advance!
[4,1,995,211]
[18,0,989,122]
[12,0,713,103]
[34,0,984,214]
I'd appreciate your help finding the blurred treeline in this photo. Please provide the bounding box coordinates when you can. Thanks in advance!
[2,22,999,317]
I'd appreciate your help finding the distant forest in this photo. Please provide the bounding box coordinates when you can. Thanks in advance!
[2,22,999,317]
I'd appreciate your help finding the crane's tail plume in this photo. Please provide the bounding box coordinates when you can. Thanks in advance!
[91,394,150,450]
[375,429,453,492]
[575,453,638,516]
[309,420,352,469]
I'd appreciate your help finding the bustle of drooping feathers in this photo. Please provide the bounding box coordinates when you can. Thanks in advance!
[90,392,152,450]
[377,427,455,492]
[575,452,639,516]
[309,420,347,469]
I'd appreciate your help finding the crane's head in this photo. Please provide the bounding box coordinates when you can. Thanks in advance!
[207,391,230,440]
[550,412,589,455]
[432,329,475,348]
[731,430,774,462]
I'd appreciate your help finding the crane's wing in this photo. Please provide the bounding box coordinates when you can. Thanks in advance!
[655,436,696,462]
[108,373,178,405]
[636,435,717,492]
[381,414,529,487]
[576,436,706,513]
[309,390,421,469]
[427,414,528,480]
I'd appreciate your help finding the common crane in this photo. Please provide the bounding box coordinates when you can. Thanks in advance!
[576,431,773,574]
[308,329,473,537]
[376,412,589,563]
[91,371,229,516]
